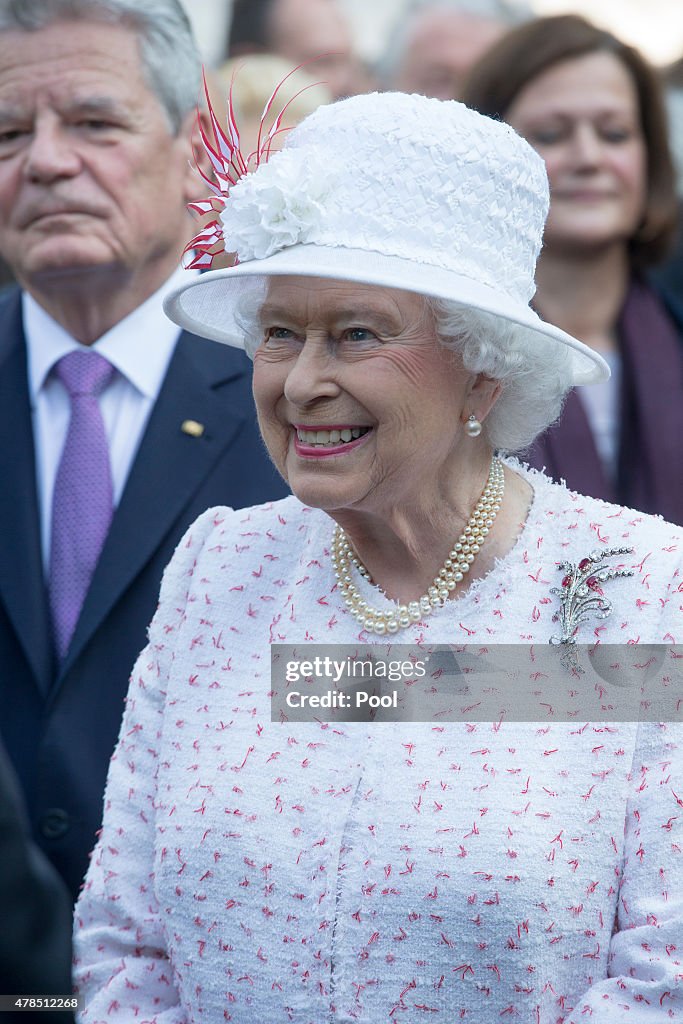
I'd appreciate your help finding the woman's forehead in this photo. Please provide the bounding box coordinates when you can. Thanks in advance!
[261,276,429,322]
[509,51,640,122]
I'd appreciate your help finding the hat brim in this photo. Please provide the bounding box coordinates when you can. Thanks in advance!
[164,244,609,385]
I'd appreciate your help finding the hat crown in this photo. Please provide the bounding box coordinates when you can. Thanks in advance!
[222,91,550,305]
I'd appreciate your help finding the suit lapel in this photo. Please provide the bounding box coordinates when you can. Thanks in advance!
[59,332,251,678]
[0,292,54,693]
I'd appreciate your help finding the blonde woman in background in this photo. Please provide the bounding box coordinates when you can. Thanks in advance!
[211,54,333,163]
[205,56,333,270]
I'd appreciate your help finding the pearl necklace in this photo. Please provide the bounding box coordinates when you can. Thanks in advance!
[332,455,505,635]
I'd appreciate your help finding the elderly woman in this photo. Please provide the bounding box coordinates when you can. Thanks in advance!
[73,93,682,1022]
[463,15,683,525]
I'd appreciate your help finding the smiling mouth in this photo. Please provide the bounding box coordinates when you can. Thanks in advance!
[295,426,371,448]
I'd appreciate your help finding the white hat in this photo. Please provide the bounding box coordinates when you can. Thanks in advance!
[165,91,608,385]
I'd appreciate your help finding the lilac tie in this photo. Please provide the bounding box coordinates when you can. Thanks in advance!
[49,350,115,660]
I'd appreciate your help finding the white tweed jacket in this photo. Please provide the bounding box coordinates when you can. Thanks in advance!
[74,467,683,1023]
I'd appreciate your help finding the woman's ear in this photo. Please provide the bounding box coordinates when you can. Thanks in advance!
[467,373,502,425]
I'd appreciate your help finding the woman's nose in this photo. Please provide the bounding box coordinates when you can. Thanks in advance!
[570,123,603,167]
[283,337,341,407]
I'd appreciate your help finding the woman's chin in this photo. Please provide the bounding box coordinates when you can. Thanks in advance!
[284,455,368,512]
[287,478,360,512]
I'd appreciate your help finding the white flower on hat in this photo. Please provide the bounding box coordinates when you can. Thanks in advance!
[220,149,332,261]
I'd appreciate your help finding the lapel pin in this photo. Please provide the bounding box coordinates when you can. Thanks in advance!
[181,419,205,438]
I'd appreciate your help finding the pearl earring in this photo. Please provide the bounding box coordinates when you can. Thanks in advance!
[466,414,482,438]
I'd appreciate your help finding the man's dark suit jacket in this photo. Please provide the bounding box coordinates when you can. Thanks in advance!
[0,737,74,1022]
[0,286,289,902]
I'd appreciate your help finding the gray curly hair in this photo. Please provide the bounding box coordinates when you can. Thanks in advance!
[428,298,574,451]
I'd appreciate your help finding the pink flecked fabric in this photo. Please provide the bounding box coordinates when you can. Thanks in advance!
[74,465,683,1023]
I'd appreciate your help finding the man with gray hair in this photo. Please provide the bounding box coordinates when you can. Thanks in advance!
[381,0,529,101]
[0,0,287,902]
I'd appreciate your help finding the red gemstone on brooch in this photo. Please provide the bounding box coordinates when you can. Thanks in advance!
[586,576,601,591]
[561,575,572,588]
[578,558,591,571]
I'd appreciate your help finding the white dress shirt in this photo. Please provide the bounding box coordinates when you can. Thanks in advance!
[25,264,199,571]
[577,349,621,483]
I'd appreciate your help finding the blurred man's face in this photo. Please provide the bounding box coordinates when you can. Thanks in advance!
[269,0,358,100]
[394,10,504,100]
[0,19,196,291]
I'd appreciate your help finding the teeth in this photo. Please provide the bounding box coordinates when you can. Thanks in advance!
[297,427,369,446]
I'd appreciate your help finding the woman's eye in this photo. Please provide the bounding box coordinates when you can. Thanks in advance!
[601,127,632,143]
[265,327,295,341]
[260,327,303,353]
[345,328,376,342]
[528,128,564,145]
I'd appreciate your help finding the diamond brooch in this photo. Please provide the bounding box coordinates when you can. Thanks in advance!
[550,546,634,648]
